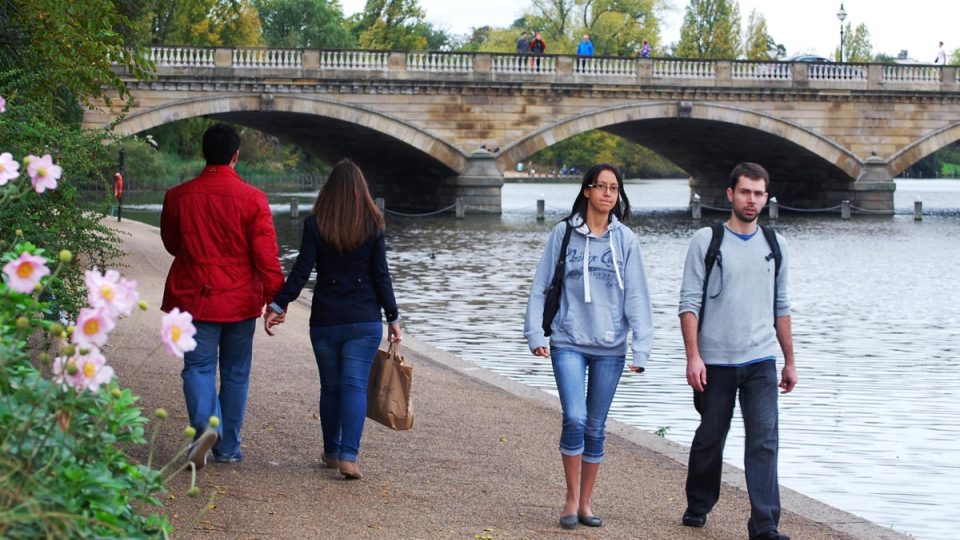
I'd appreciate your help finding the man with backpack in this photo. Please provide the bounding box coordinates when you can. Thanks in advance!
[677,162,797,540]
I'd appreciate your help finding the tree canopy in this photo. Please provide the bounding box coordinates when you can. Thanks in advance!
[675,0,741,59]
[255,0,354,48]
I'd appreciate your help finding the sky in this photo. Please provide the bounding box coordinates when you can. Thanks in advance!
[338,0,958,61]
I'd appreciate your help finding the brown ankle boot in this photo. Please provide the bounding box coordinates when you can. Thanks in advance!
[339,460,362,480]
[321,454,339,469]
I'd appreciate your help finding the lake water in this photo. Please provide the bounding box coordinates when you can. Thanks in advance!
[125,179,960,539]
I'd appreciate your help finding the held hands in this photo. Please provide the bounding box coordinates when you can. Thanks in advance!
[264,309,285,336]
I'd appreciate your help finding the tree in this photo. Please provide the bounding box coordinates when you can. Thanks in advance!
[835,22,871,62]
[155,0,264,47]
[521,0,663,57]
[255,0,354,48]
[0,0,153,113]
[742,8,782,60]
[351,0,429,50]
[675,0,741,59]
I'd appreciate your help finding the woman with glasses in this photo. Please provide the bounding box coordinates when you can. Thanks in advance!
[524,163,654,530]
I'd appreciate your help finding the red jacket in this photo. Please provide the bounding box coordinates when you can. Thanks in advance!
[160,165,284,322]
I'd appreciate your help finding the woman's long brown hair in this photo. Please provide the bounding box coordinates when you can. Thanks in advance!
[313,159,384,254]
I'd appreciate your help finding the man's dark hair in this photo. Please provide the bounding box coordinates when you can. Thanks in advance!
[202,124,241,165]
[728,162,770,190]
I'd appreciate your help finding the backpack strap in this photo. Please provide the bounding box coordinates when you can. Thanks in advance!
[759,225,782,326]
[557,220,574,266]
[698,223,725,331]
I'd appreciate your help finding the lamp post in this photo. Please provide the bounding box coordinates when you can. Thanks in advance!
[836,3,847,62]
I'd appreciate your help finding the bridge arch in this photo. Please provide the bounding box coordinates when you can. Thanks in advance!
[888,121,960,176]
[497,101,862,179]
[111,94,469,174]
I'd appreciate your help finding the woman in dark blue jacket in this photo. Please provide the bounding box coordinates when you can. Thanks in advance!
[266,159,401,480]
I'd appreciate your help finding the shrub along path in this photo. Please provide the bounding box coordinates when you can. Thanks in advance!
[106,218,901,539]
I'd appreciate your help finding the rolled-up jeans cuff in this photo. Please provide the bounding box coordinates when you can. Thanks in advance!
[559,445,584,457]
[582,452,605,464]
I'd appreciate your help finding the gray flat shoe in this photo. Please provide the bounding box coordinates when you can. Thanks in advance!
[578,514,603,527]
[559,514,578,529]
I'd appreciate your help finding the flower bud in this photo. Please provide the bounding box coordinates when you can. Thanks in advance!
[14,229,22,237]
[187,486,200,498]
[16,316,29,331]
[65,360,78,375]
[66,325,75,336]
[58,249,73,264]
[154,408,168,420]
[33,283,42,292]
[138,300,149,311]
[208,416,220,428]
[50,323,65,338]
[61,344,76,357]
[38,352,51,365]
[111,388,122,399]
[78,346,91,355]
[184,426,197,438]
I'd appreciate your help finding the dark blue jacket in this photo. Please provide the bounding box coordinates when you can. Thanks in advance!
[272,215,399,327]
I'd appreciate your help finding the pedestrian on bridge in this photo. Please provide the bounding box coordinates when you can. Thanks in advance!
[264,159,401,481]
[678,162,797,540]
[530,32,547,72]
[161,124,285,468]
[576,34,594,72]
[516,31,530,71]
[524,164,653,531]
[935,41,947,64]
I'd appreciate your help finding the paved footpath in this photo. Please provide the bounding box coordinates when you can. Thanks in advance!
[105,218,906,540]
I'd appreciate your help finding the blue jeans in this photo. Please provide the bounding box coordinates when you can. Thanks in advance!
[310,322,383,463]
[181,318,256,459]
[550,347,625,464]
[685,360,780,538]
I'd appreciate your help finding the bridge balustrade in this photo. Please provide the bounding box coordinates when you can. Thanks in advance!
[573,56,635,77]
[653,59,715,79]
[131,46,959,91]
[883,65,940,84]
[233,48,303,68]
[319,50,389,71]
[407,52,473,73]
[491,54,556,74]
[149,47,215,67]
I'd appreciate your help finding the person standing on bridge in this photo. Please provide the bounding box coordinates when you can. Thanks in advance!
[524,164,653,530]
[678,162,797,540]
[935,41,947,64]
[264,159,401,480]
[161,123,285,468]
[639,40,651,58]
[530,31,547,72]
[576,34,594,72]
[516,31,531,71]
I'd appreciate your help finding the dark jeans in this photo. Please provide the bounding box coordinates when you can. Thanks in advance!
[182,318,256,459]
[686,360,781,538]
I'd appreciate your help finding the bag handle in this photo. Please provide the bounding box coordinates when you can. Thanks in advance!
[387,340,402,361]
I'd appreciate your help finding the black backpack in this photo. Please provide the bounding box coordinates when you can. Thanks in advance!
[698,223,781,331]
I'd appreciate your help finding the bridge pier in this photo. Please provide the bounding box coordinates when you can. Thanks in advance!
[452,152,505,214]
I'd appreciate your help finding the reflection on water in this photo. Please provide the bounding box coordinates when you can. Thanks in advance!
[127,179,960,540]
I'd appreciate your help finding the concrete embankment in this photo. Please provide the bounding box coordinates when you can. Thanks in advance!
[105,218,906,539]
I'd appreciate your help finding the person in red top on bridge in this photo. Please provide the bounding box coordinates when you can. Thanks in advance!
[161,123,285,467]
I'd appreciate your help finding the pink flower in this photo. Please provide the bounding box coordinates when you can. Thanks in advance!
[72,306,116,347]
[0,152,18,185]
[53,347,115,392]
[2,252,50,294]
[26,154,61,193]
[161,308,197,358]
[0,96,5,113]
[85,268,139,317]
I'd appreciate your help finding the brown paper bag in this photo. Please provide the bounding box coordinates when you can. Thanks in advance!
[366,342,414,431]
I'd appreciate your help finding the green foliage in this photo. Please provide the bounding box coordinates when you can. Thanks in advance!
[742,9,782,60]
[516,0,662,56]
[0,0,153,115]
[531,130,683,178]
[675,0,741,59]
[121,139,172,190]
[836,22,872,62]
[352,0,432,50]
[255,0,355,48]
[0,241,170,538]
[0,79,122,317]
[146,0,264,46]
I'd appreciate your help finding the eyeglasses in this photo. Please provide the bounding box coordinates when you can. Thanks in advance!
[588,183,619,194]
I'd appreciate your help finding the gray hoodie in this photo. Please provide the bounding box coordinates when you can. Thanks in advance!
[524,216,654,369]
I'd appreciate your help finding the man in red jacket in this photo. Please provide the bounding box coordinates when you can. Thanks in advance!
[161,124,285,467]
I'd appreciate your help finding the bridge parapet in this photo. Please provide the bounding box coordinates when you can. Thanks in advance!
[135,47,960,93]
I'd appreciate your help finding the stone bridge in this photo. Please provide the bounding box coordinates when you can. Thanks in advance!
[83,47,960,213]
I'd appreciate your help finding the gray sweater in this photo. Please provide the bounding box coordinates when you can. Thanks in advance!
[678,226,790,366]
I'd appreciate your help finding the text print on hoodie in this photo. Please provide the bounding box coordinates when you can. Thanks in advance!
[524,215,654,370]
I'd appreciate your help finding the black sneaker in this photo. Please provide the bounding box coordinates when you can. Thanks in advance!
[682,509,707,527]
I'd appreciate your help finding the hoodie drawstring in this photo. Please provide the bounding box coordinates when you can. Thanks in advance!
[583,233,591,303]
[609,231,624,290]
